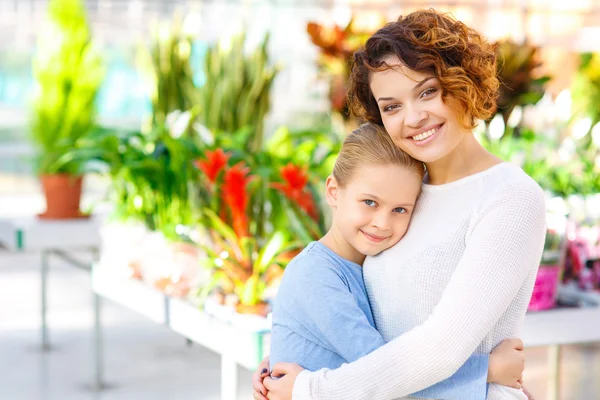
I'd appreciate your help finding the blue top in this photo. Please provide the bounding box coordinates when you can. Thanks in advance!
[270,241,488,399]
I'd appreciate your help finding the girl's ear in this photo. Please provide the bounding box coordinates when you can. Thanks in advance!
[325,175,339,208]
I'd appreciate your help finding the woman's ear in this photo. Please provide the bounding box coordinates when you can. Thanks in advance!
[325,175,339,208]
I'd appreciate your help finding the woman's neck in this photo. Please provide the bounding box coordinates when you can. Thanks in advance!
[425,133,502,185]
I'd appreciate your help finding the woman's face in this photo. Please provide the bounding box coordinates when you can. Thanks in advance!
[369,60,468,164]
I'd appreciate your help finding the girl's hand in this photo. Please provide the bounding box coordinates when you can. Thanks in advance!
[253,357,271,400]
[263,362,305,400]
[488,338,525,389]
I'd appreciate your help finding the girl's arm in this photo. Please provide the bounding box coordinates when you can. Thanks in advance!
[280,260,490,400]
[288,182,546,399]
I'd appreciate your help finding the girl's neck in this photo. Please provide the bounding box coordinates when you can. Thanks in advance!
[425,133,502,185]
[319,229,366,266]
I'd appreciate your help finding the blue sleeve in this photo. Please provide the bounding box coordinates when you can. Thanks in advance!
[411,354,489,400]
[281,259,386,362]
[281,258,489,399]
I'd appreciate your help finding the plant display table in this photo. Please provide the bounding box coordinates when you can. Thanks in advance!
[0,215,102,349]
[92,266,270,399]
[523,287,600,400]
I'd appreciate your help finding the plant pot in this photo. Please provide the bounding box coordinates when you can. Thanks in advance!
[528,265,561,311]
[235,301,270,317]
[38,174,88,220]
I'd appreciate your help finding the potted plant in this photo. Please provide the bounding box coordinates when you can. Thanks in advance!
[198,209,301,316]
[30,0,105,219]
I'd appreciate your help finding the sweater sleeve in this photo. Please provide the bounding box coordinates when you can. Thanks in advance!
[283,258,490,400]
[292,181,546,400]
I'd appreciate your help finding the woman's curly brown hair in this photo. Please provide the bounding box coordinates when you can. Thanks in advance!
[348,9,499,130]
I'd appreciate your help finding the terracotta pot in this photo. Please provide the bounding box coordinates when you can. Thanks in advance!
[38,174,88,220]
[236,301,270,317]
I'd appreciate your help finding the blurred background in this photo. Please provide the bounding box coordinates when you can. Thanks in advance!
[1,0,600,399]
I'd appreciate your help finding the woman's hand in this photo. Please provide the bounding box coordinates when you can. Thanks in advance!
[252,357,271,400]
[487,338,525,389]
[263,362,305,400]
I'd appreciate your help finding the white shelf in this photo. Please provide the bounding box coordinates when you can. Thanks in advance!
[92,267,270,370]
[0,215,102,251]
[523,306,600,348]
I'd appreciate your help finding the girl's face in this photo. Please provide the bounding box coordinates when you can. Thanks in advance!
[369,60,468,164]
[326,163,422,260]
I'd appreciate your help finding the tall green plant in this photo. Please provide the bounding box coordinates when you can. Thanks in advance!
[30,0,105,175]
[199,32,279,152]
[138,12,199,126]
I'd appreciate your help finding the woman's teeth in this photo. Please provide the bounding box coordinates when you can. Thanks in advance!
[412,127,439,141]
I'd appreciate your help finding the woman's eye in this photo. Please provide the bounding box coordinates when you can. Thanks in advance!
[420,88,437,98]
[383,104,400,112]
[393,207,407,214]
[363,200,376,207]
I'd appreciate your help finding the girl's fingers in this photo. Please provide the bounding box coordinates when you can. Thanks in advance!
[270,362,296,376]
[253,389,268,400]
[252,368,270,396]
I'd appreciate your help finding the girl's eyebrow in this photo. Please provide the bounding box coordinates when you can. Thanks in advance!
[361,193,415,207]
[361,192,381,200]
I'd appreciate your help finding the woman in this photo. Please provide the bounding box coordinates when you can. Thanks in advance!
[256,9,545,400]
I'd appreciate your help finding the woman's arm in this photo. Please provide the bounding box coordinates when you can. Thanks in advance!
[280,261,490,400]
[288,182,546,399]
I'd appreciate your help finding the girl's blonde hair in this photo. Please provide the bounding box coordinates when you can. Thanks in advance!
[332,123,425,187]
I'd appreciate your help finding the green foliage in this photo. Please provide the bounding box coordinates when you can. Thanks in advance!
[199,32,279,152]
[137,12,199,126]
[30,0,105,175]
[481,127,600,197]
[494,40,550,129]
[572,53,600,138]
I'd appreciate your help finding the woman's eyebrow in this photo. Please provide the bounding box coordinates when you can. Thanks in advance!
[413,76,435,91]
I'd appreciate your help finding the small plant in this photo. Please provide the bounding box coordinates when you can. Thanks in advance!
[198,210,301,314]
[30,0,105,175]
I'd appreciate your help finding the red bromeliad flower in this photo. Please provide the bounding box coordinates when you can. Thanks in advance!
[272,163,318,221]
[222,162,252,237]
[194,149,230,183]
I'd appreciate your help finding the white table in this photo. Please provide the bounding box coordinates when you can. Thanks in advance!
[522,288,600,400]
[91,267,269,398]
[0,216,102,349]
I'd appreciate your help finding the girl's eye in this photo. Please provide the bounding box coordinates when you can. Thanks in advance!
[383,104,401,112]
[420,87,437,98]
[393,207,407,214]
[363,199,376,207]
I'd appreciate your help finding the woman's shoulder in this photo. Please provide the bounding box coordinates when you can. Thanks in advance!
[480,162,545,202]
[475,163,546,219]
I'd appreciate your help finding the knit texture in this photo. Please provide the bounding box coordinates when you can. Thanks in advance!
[292,163,546,400]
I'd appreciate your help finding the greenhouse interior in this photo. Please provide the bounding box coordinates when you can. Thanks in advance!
[1,0,600,399]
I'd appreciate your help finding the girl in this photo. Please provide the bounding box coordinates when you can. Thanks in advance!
[264,123,525,400]
[258,9,545,400]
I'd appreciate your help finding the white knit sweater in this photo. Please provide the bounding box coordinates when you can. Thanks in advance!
[293,163,546,400]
